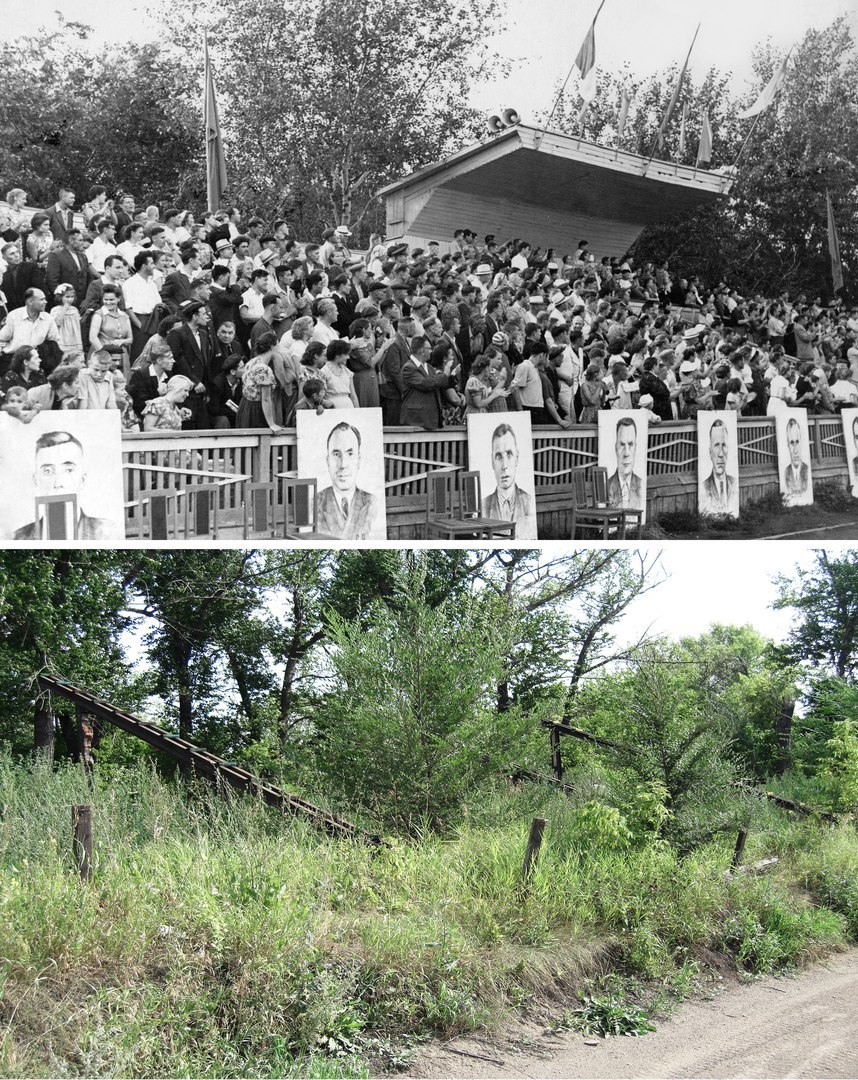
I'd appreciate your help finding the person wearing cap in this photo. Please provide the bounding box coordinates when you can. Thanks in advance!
[166,301,212,429]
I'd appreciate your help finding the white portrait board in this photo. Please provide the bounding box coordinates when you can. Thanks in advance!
[775,407,813,508]
[597,409,649,523]
[0,411,125,542]
[466,412,538,539]
[296,407,386,541]
[842,408,858,499]
[697,411,740,519]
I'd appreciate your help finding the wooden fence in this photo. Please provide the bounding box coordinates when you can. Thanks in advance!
[122,416,852,540]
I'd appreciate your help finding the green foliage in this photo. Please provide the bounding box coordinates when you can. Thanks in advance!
[776,550,858,681]
[567,987,656,1037]
[0,20,203,208]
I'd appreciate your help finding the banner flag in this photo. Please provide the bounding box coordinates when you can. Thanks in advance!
[827,189,844,294]
[738,53,789,119]
[204,33,228,213]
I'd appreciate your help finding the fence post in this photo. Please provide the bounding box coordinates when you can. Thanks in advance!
[810,418,823,464]
[521,817,546,884]
[72,804,93,881]
[550,724,563,782]
[731,827,748,869]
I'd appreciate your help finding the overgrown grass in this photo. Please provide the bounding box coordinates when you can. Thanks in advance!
[0,759,855,1078]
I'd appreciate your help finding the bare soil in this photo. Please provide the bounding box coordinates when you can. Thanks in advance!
[403,947,858,1079]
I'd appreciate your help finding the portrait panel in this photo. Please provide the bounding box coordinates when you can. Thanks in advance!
[296,407,386,542]
[697,411,740,519]
[466,412,537,539]
[597,409,649,523]
[0,411,125,543]
[842,407,858,499]
[774,407,813,508]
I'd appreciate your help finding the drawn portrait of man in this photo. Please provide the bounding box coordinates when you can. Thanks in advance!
[842,408,858,498]
[466,411,538,538]
[316,421,379,541]
[0,412,125,542]
[698,414,739,518]
[296,407,387,542]
[778,411,813,507]
[607,416,643,510]
[482,422,537,535]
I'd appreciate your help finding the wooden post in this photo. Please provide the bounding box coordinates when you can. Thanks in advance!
[550,724,563,782]
[731,827,748,869]
[521,817,546,883]
[72,804,93,881]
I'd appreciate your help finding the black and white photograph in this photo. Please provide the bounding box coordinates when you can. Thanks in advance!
[296,407,386,542]
[843,406,858,499]
[466,411,538,539]
[775,407,814,508]
[597,409,649,523]
[697,410,740,518]
[0,411,124,541]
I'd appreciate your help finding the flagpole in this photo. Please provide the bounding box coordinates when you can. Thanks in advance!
[535,0,607,147]
[644,22,700,171]
[731,111,763,171]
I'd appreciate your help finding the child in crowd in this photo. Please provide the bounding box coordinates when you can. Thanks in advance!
[296,377,330,415]
[0,386,41,422]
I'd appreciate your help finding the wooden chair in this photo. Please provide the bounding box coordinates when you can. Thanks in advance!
[426,470,516,539]
[243,481,278,540]
[570,468,627,539]
[33,494,78,540]
[283,478,338,541]
[184,484,221,541]
[135,489,181,541]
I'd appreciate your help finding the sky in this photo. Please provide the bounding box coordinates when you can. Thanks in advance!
[11,0,855,123]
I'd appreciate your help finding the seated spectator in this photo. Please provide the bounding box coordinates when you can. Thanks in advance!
[141,374,194,431]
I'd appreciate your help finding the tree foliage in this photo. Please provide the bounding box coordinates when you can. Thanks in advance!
[0,19,204,208]
[161,0,504,239]
[546,17,858,298]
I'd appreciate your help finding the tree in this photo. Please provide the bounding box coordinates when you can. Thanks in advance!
[162,0,504,239]
[0,19,204,209]
[0,552,131,760]
[318,561,519,831]
[545,17,858,298]
[774,549,858,681]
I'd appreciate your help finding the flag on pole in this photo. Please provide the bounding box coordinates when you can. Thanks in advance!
[678,102,689,156]
[655,25,700,155]
[574,0,606,104]
[618,88,630,141]
[204,33,228,213]
[827,189,844,294]
[697,109,713,166]
[738,53,789,119]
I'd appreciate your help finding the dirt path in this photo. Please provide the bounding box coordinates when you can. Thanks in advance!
[405,948,858,1079]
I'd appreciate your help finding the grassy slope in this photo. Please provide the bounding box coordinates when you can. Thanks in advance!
[1,759,856,1078]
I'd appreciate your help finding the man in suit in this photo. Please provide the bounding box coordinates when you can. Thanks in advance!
[379,316,413,426]
[167,301,212,429]
[399,335,456,429]
[699,418,738,517]
[316,422,380,540]
[11,430,117,541]
[0,243,41,312]
[607,415,644,511]
[160,248,201,313]
[113,194,137,238]
[482,422,536,537]
[47,187,76,243]
[128,347,175,419]
[45,230,93,308]
[783,415,810,505]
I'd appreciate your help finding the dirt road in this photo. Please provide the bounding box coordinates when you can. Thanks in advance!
[405,948,858,1079]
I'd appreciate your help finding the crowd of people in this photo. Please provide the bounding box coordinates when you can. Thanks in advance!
[1,183,856,436]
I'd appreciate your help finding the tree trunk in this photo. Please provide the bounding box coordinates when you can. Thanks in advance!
[226,650,261,742]
[56,711,79,762]
[34,694,54,763]
[773,696,795,776]
[170,639,194,741]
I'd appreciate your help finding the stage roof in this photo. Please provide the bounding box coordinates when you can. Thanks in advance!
[378,123,734,257]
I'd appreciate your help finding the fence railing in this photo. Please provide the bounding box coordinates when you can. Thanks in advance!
[122,416,851,539]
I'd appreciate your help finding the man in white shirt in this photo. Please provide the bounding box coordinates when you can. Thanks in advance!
[0,288,60,354]
[87,220,118,274]
[122,252,163,360]
[240,269,270,329]
[510,242,531,272]
[116,223,146,266]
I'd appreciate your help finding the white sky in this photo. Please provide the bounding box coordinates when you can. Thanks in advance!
[10,0,855,122]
